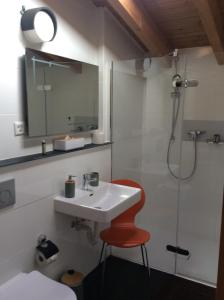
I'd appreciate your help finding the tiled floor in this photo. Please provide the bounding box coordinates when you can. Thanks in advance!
[84,256,215,300]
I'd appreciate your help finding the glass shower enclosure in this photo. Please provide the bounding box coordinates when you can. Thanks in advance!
[111,52,223,286]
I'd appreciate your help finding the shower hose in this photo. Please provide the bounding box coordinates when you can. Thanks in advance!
[166,89,198,180]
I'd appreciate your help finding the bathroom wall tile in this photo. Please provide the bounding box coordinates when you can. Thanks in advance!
[0,196,55,264]
[0,147,111,284]
[183,47,224,121]
[0,115,48,160]
[0,147,111,211]
[0,68,24,117]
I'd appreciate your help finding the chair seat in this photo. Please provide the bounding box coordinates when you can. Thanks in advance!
[100,226,150,248]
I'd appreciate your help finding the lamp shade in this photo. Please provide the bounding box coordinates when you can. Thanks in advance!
[21,7,57,43]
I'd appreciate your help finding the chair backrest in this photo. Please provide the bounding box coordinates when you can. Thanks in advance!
[111,179,146,227]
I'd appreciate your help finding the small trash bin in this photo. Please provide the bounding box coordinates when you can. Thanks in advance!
[60,269,84,300]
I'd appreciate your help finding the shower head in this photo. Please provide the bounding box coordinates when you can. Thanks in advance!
[172,74,199,88]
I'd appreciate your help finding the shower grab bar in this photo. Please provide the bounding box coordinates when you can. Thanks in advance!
[166,245,191,260]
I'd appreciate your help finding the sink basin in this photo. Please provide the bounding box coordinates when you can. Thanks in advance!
[54,181,141,223]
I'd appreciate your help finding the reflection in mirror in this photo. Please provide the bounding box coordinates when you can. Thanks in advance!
[25,48,99,137]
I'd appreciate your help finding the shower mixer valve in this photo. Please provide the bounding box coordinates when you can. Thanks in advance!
[187,130,206,140]
[207,134,224,145]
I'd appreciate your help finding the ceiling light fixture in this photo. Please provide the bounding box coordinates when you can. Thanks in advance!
[21,6,57,43]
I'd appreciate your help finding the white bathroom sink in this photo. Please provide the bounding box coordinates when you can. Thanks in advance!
[54,181,141,223]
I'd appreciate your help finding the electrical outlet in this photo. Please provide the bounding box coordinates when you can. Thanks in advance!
[14,121,25,136]
[0,179,15,209]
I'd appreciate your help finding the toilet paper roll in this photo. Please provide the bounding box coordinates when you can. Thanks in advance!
[35,239,59,266]
[92,131,105,144]
[36,252,58,266]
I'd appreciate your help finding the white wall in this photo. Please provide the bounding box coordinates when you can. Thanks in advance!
[0,0,143,285]
[183,47,224,121]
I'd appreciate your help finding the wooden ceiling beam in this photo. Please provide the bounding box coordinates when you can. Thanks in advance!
[92,0,171,57]
[193,0,224,64]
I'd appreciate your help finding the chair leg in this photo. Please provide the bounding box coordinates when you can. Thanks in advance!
[140,244,146,267]
[100,243,109,299]
[143,243,150,278]
[109,245,112,256]
[99,242,105,265]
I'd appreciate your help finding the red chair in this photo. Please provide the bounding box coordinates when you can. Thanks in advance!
[99,179,151,281]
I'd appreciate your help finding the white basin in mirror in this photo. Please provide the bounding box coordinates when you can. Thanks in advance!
[54,181,141,223]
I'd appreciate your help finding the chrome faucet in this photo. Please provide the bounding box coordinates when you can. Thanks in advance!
[187,130,206,141]
[82,173,96,191]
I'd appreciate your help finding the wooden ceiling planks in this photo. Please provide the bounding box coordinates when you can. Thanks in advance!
[140,0,209,48]
[218,0,224,11]
[193,0,224,64]
[92,0,224,64]
[94,0,172,56]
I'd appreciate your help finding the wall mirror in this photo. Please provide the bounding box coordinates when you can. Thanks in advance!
[25,48,99,137]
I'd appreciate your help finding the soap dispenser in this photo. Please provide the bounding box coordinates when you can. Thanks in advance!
[65,175,76,198]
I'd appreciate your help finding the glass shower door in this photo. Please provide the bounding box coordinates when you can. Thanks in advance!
[111,58,183,274]
[176,51,223,285]
[111,53,222,287]
[112,61,145,182]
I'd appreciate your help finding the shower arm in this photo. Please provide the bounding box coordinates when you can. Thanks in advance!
[172,74,199,88]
